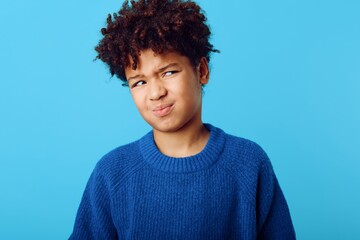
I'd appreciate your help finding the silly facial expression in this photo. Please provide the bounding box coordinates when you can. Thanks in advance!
[125,49,209,134]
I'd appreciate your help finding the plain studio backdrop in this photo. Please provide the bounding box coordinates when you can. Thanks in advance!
[0,0,359,239]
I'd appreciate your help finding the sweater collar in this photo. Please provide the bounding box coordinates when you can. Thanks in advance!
[139,124,226,173]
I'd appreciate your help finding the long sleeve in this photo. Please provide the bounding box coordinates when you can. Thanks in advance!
[256,156,296,239]
[69,164,118,240]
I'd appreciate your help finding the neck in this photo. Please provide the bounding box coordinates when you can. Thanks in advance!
[153,120,210,158]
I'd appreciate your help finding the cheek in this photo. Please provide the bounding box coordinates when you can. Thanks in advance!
[187,82,202,99]
[131,92,146,109]
[177,78,201,95]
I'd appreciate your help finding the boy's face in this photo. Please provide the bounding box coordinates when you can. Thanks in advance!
[125,49,209,134]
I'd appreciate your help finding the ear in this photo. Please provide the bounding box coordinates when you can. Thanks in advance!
[197,57,210,85]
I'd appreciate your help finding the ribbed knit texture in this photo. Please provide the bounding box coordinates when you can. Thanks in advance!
[70,124,296,239]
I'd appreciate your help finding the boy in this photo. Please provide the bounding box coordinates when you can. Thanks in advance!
[70,0,296,239]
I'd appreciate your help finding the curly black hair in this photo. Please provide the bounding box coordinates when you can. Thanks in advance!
[95,0,219,86]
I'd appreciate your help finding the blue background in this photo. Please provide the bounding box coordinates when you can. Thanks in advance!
[1,0,359,239]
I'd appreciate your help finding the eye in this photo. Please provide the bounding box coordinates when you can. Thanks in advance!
[163,71,178,77]
[131,80,146,88]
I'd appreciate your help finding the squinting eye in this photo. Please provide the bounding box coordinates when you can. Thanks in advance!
[163,71,178,77]
[132,80,146,88]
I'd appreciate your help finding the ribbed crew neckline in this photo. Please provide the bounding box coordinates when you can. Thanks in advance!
[139,124,226,173]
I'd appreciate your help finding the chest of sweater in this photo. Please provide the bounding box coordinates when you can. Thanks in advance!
[109,167,257,239]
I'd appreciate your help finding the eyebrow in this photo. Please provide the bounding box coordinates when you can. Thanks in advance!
[127,63,180,82]
[158,63,180,72]
[127,74,144,82]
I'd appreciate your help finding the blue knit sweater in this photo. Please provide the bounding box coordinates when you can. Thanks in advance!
[70,124,295,239]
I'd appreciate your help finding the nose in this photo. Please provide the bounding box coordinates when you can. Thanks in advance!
[149,79,167,101]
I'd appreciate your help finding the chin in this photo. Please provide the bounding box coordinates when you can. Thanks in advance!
[147,120,186,133]
[151,124,181,133]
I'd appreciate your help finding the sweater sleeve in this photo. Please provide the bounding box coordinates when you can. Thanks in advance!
[69,163,118,240]
[256,155,296,239]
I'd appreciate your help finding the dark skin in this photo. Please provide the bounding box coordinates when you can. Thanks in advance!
[125,49,210,157]
[95,0,218,156]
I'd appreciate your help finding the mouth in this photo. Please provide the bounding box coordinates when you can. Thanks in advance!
[152,104,174,117]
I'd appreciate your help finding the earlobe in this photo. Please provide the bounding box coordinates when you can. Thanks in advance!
[198,57,210,85]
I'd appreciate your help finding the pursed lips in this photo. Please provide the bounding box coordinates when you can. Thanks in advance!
[152,104,174,117]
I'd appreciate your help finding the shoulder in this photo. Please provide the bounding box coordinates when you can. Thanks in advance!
[222,130,269,166]
[214,127,276,201]
[97,139,141,170]
[223,133,274,179]
[205,124,269,166]
[91,134,149,189]
[215,126,273,174]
